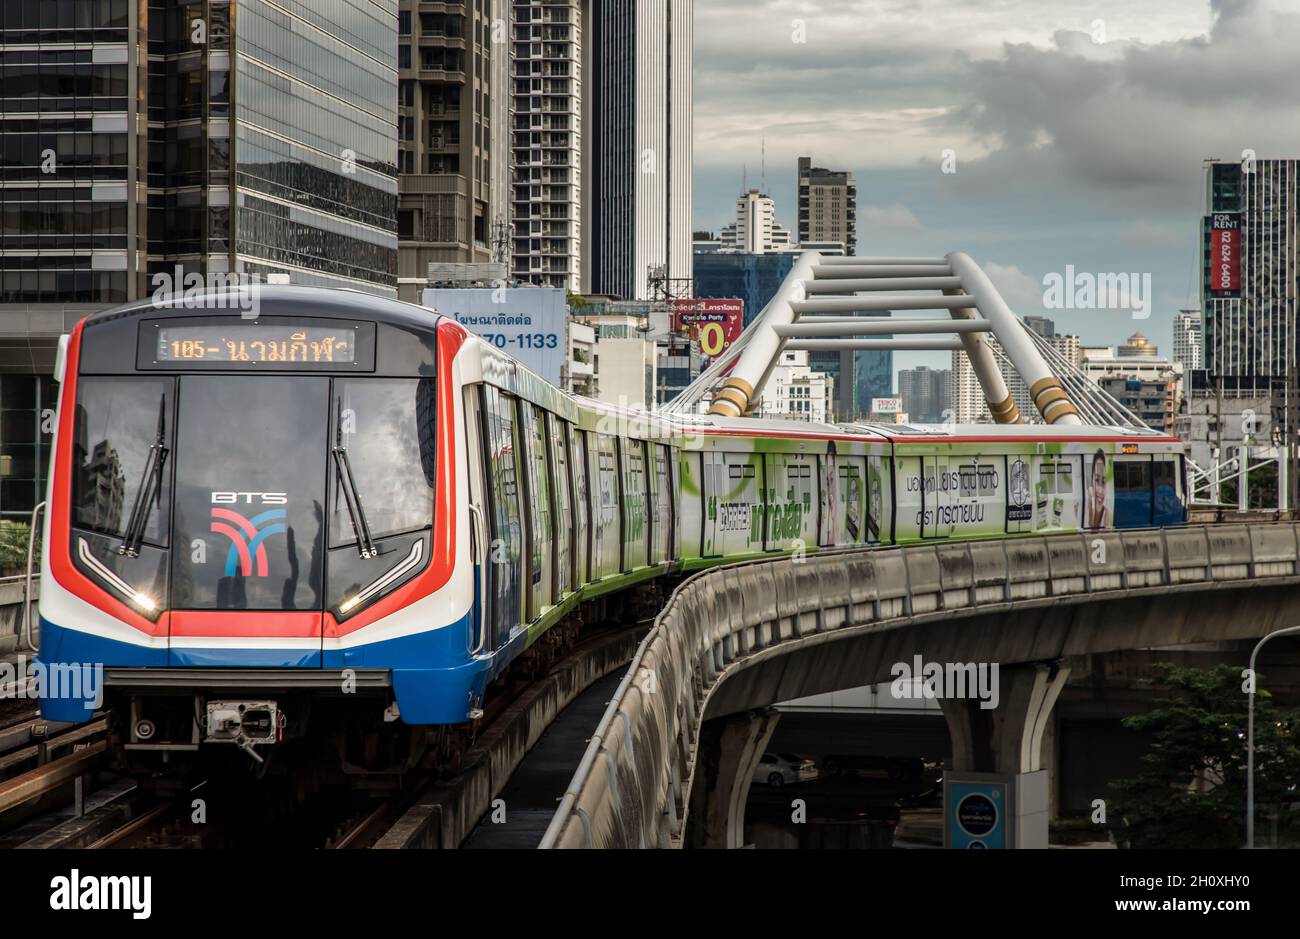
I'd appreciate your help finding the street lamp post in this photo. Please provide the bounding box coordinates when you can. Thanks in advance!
[1246,624,1300,848]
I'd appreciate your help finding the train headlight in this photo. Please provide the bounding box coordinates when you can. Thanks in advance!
[334,540,424,619]
[132,592,157,612]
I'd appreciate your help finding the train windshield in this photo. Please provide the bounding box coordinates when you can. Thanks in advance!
[72,373,436,614]
[171,376,328,611]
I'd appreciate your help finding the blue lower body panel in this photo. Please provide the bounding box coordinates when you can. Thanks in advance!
[36,612,501,726]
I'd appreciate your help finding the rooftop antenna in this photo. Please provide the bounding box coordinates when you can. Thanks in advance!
[761,135,766,194]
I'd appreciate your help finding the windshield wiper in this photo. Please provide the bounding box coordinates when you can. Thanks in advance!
[118,394,169,558]
[333,403,376,559]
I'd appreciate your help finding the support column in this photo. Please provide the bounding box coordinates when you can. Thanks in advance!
[684,708,781,848]
[939,661,1069,848]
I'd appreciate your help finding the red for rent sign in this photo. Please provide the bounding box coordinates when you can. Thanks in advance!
[1209,213,1241,296]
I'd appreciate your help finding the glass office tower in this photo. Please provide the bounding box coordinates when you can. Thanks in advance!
[0,0,399,521]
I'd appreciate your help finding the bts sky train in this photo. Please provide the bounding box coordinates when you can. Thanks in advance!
[37,287,1186,776]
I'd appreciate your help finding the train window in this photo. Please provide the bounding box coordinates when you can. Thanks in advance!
[1153,460,1176,491]
[480,386,523,644]
[520,402,553,614]
[958,464,977,497]
[1054,463,1072,493]
[329,378,436,547]
[1115,461,1152,492]
[172,376,326,611]
[729,465,742,479]
[72,376,174,546]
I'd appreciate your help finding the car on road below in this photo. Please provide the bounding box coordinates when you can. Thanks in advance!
[753,753,816,787]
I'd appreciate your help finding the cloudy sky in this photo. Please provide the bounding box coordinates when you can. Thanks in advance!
[691,0,1300,384]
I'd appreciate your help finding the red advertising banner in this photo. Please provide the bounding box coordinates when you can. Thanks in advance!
[671,298,744,360]
[1209,213,1241,296]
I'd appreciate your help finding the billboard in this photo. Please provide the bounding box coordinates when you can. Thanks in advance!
[872,397,902,414]
[671,298,744,361]
[423,286,568,385]
[1208,213,1241,297]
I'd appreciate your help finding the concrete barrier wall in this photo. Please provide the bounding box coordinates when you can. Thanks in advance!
[539,524,1300,849]
[0,576,39,656]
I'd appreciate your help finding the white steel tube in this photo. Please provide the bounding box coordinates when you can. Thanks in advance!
[947,252,1081,425]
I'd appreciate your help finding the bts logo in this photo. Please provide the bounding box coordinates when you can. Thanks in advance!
[211,491,288,505]
[210,493,288,577]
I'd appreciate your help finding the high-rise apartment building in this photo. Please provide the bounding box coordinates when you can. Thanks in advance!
[398,0,511,301]
[1023,316,1054,338]
[899,366,951,423]
[0,1,398,519]
[950,328,1080,423]
[589,0,693,300]
[1173,309,1204,372]
[718,189,794,253]
[510,0,586,291]
[797,156,856,255]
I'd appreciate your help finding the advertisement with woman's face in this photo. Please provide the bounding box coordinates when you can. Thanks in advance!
[820,441,839,545]
[1085,449,1110,529]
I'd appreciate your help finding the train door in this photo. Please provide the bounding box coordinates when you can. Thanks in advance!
[764,454,785,551]
[653,444,673,565]
[789,456,817,550]
[701,450,725,557]
[476,385,524,649]
[840,457,866,544]
[817,447,837,546]
[1114,456,1153,528]
[592,434,619,578]
[920,454,941,538]
[1153,456,1185,525]
[679,449,705,560]
[569,426,590,587]
[547,414,572,600]
[621,439,648,570]
[866,455,891,544]
[893,455,923,542]
[1032,455,1080,531]
[519,402,553,619]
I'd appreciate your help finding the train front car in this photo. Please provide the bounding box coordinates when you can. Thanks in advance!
[37,287,479,776]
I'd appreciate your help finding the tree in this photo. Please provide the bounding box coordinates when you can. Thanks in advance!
[1109,663,1300,848]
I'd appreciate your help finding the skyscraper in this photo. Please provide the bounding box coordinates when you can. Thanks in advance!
[398,0,512,300]
[718,190,794,253]
[1201,158,1298,392]
[510,0,586,291]
[589,0,693,300]
[1173,309,1204,372]
[899,366,951,423]
[797,156,856,255]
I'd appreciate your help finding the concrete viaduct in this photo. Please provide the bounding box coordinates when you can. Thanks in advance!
[540,523,1300,849]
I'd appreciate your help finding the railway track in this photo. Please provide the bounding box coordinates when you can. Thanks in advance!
[7,617,650,849]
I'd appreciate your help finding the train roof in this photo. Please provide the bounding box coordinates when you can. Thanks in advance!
[665,412,1177,443]
[85,285,447,333]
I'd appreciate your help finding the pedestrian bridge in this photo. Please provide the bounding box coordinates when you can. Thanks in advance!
[540,523,1300,848]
